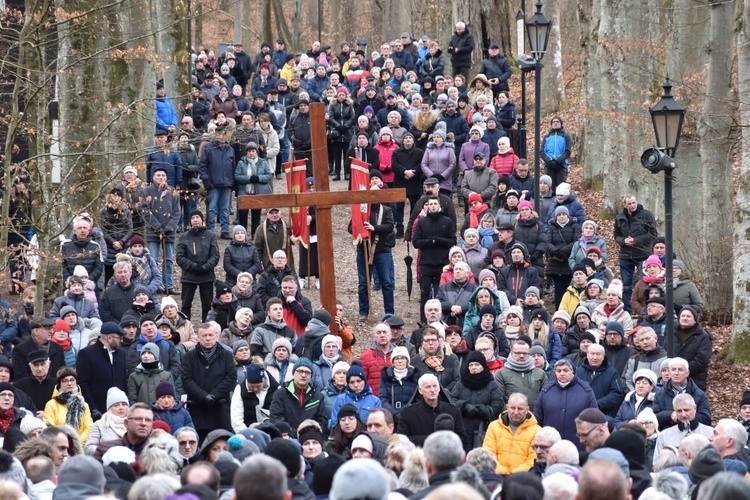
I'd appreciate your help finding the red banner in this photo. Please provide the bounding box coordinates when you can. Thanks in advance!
[284,159,309,248]
[349,158,371,244]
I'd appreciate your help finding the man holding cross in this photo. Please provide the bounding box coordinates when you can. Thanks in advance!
[348,186,396,322]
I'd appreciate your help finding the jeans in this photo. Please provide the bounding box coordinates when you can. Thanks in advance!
[207,187,232,233]
[181,281,214,321]
[147,240,174,289]
[180,196,197,230]
[357,250,394,317]
[619,257,638,312]
[280,134,291,170]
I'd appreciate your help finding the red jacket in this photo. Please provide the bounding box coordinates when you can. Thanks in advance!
[489,148,519,177]
[375,140,399,183]
[359,344,392,396]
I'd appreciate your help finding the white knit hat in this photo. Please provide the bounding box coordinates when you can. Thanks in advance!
[106,387,128,410]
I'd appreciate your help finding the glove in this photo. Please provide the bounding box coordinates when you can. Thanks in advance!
[163,230,174,237]
[547,160,559,169]
[203,180,213,190]
[435,174,445,182]
[464,404,476,416]
[249,175,260,183]
[203,394,216,405]
[91,409,103,422]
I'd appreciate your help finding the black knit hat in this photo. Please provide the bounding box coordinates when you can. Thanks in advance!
[215,281,232,298]
[265,438,302,477]
[479,304,496,319]
[189,209,204,222]
[741,390,750,407]
[337,404,360,422]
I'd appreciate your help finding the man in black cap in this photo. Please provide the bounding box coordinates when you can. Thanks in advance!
[479,43,512,96]
[385,316,417,360]
[405,178,457,243]
[76,321,128,414]
[13,318,63,381]
[146,129,182,188]
[272,39,289,70]
[13,350,56,412]
[574,407,611,453]
[483,220,517,267]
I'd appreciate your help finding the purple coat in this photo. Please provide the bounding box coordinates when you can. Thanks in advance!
[458,139,490,186]
[421,142,457,192]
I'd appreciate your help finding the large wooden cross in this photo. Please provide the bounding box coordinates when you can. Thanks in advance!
[238,102,406,334]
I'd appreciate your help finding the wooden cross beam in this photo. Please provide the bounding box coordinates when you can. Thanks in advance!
[238,102,406,334]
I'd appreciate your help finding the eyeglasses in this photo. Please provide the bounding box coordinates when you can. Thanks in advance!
[60,377,77,384]
[423,338,438,344]
[179,440,198,447]
[296,369,312,376]
[532,444,550,451]
[576,424,602,438]
[0,393,13,399]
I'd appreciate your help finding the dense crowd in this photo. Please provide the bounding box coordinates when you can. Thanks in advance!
[0,24,746,500]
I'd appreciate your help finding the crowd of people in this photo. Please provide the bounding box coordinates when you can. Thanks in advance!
[0,25,744,500]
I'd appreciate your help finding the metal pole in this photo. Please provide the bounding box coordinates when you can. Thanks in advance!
[533,59,542,214]
[519,70,527,159]
[318,0,322,44]
[665,170,674,357]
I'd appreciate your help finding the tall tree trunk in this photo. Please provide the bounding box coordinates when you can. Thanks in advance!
[730,0,750,361]
[540,0,564,116]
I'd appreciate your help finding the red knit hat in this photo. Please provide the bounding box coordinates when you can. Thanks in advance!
[336,86,349,96]
[53,319,70,333]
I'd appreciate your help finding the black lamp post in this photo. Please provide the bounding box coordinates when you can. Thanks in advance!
[641,77,685,357]
[526,1,551,215]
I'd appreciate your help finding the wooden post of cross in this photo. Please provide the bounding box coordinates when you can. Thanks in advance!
[238,102,406,334]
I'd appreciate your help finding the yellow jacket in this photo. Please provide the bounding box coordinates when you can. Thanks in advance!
[558,285,582,318]
[483,411,540,475]
[43,386,93,443]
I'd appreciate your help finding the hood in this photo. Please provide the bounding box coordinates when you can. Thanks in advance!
[304,319,330,339]
[263,315,288,330]
[470,73,490,87]
[498,147,516,156]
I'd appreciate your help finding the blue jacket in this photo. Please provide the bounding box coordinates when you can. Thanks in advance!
[139,184,181,243]
[50,292,98,320]
[575,357,623,417]
[546,193,586,228]
[235,157,273,196]
[614,390,655,428]
[534,376,598,449]
[652,378,711,430]
[378,366,419,416]
[155,97,178,132]
[304,75,330,102]
[0,299,19,354]
[151,401,195,431]
[199,141,236,188]
[391,50,414,71]
[329,385,382,429]
[146,147,183,188]
[541,128,572,168]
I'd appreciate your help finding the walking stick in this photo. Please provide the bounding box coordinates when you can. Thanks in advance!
[363,239,372,321]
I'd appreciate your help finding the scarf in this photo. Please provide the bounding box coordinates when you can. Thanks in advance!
[505,325,520,339]
[603,303,618,317]
[393,367,408,381]
[643,274,664,285]
[460,351,493,390]
[479,227,495,248]
[0,408,14,433]
[419,346,445,373]
[52,337,72,351]
[130,249,152,282]
[319,354,339,368]
[197,343,219,364]
[451,339,469,356]
[102,411,127,437]
[55,388,85,430]
[505,355,534,372]
[469,203,489,229]
[232,285,254,300]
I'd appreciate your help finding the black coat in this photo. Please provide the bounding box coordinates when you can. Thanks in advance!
[392,145,425,196]
[406,194,457,241]
[100,282,137,323]
[412,352,461,392]
[269,382,328,434]
[546,221,581,275]
[348,204,395,254]
[13,376,56,412]
[479,55,512,91]
[398,398,469,450]
[99,206,133,266]
[12,339,64,382]
[513,217,547,269]
[673,325,712,390]
[422,50,445,78]
[412,211,457,276]
[182,345,237,431]
[448,29,475,68]
[61,237,104,283]
[176,227,220,284]
[378,367,419,416]
[76,340,128,413]
[614,204,658,262]
[257,265,298,306]
[327,99,356,143]
[449,379,505,444]
[222,242,262,286]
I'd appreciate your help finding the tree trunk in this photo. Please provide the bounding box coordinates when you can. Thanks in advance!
[730,0,750,361]
[540,0,564,116]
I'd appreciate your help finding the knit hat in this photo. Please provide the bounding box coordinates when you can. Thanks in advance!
[581,258,596,271]
[379,127,393,137]
[232,339,250,355]
[332,361,350,376]
[529,344,547,360]
[530,307,549,324]
[574,305,591,320]
[272,337,293,355]
[161,296,178,311]
[350,434,373,454]
[646,296,666,307]
[636,408,659,429]
[525,286,541,298]
[337,404,360,422]
[226,435,260,462]
[469,125,484,138]
[298,428,326,448]
[238,428,271,452]
[189,209,204,222]
[505,189,520,200]
[321,334,341,350]
[556,183,571,197]
[606,321,625,338]
[580,331,598,344]
[59,305,77,319]
[346,365,366,383]
[129,235,145,246]
[293,357,314,374]
[434,413,455,431]
[19,414,47,435]
[102,446,136,468]
[589,448,630,478]
[391,346,410,363]
[607,279,623,298]
[583,220,599,232]
[266,438,302,477]
[491,249,506,261]
[645,255,663,269]
[554,205,569,216]
[141,342,160,360]
[505,305,523,320]
[313,309,332,326]
[518,200,534,211]
[479,304,497,320]
[660,358,673,372]
[53,319,70,333]
[539,175,552,186]
[681,305,699,323]
[464,228,480,242]
[633,368,657,386]
[58,455,106,491]
[433,129,446,140]
[369,169,383,180]
[244,364,265,384]
[106,387,129,409]
[673,259,686,273]
[151,420,171,434]
[741,391,750,407]
[330,458,390,500]
[477,269,496,285]
[139,314,156,327]
[498,174,511,187]
[133,284,149,297]
[215,280,232,298]
[467,193,482,205]
[233,225,246,236]
[336,87,349,96]
[586,278,605,292]
[551,310,571,327]
[688,445,725,484]
[67,276,84,287]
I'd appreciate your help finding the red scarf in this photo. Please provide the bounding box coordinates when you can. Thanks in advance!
[643,275,664,285]
[0,408,14,433]
[52,337,72,351]
[469,203,489,229]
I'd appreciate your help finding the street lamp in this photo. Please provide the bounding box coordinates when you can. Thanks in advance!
[641,76,685,357]
[526,1,551,215]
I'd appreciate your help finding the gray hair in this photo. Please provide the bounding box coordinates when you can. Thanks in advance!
[535,426,561,444]
[423,431,464,472]
[456,22,466,29]
[542,473,578,500]
[677,434,709,461]
[0,454,28,494]
[717,418,749,450]
[234,455,288,500]
[637,327,657,339]
[465,448,497,473]
[547,440,580,466]
[113,260,132,272]
[672,393,695,408]
[696,471,750,499]
[669,357,689,371]
[127,473,180,500]
[140,434,182,474]
[425,299,441,312]
[418,373,439,389]
[653,454,687,472]
[650,470,689,499]
[587,343,605,355]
